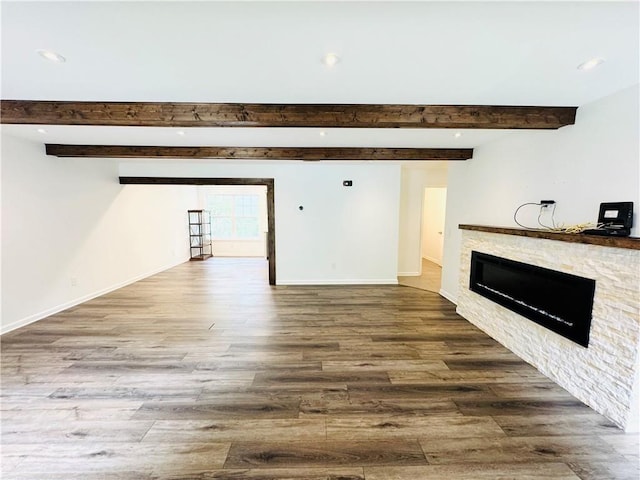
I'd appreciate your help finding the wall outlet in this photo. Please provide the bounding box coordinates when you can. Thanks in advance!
[70,276,78,287]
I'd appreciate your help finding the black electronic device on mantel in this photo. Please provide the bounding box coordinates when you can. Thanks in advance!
[582,202,634,237]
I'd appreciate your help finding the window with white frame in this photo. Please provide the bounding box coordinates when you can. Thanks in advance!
[208,194,260,240]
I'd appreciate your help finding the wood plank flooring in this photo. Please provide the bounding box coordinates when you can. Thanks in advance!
[1,258,638,479]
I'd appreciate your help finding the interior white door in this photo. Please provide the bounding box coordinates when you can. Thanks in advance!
[421,187,447,266]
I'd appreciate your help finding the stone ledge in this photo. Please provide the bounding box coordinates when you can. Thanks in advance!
[459,224,640,250]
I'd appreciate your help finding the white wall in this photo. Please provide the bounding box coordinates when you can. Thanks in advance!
[441,85,640,303]
[1,134,197,333]
[120,161,401,285]
[398,163,447,276]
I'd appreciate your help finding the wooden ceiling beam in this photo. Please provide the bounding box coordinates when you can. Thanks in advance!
[45,144,473,161]
[119,177,271,185]
[3,101,577,129]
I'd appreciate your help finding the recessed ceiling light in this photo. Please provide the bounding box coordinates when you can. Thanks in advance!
[319,131,327,137]
[454,132,462,138]
[36,49,66,63]
[37,128,47,134]
[577,57,605,71]
[322,53,340,67]
[176,130,186,136]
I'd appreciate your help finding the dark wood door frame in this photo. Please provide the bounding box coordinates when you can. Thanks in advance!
[119,177,276,285]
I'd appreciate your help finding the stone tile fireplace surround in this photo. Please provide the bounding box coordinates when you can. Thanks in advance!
[457,225,640,429]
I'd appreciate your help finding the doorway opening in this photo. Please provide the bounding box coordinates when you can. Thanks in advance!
[419,187,447,292]
[119,177,276,285]
[420,187,447,292]
[397,186,447,294]
[422,187,447,265]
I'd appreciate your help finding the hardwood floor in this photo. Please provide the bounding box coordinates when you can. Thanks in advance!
[398,259,442,294]
[1,258,638,479]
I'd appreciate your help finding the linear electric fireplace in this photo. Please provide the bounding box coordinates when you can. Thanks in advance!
[469,251,596,347]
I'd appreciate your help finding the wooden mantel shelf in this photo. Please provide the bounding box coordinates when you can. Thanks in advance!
[459,224,640,251]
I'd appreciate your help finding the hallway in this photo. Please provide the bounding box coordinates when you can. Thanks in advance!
[398,258,442,294]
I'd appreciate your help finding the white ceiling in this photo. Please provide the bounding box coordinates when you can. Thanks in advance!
[1,1,639,151]
[0,124,518,148]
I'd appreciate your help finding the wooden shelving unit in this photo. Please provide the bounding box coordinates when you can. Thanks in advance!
[188,210,212,261]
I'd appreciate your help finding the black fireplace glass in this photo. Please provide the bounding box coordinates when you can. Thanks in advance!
[469,251,595,347]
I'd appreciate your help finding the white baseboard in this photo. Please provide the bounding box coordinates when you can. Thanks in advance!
[424,255,442,266]
[398,271,420,277]
[1,258,189,335]
[439,288,458,305]
[277,278,399,286]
